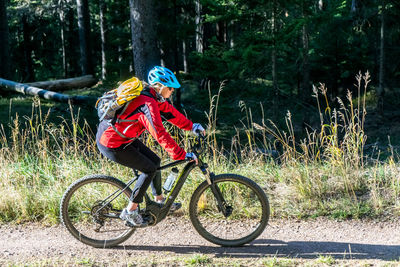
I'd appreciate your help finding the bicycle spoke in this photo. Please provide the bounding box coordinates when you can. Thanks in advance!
[190,175,269,246]
[61,175,136,247]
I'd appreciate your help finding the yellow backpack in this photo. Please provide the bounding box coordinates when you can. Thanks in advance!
[96,77,143,122]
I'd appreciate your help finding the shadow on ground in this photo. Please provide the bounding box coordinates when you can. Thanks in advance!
[114,239,400,261]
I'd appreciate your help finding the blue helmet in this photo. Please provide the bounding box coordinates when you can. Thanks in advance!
[148,66,181,88]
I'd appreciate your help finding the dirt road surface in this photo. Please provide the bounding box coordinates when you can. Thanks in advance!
[1,217,399,266]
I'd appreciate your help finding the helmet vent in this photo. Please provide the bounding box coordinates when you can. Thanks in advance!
[148,66,181,88]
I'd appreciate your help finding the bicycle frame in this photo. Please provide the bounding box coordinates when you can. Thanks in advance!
[61,131,269,247]
[142,155,231,226]
[142,160,197,225]
[93,160,200,224]
[95,135,231,227]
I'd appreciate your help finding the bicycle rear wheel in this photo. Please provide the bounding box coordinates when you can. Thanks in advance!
[189,174,269,246]
[60,174,135,248]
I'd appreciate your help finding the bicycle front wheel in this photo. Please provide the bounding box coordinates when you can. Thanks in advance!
[189,174,270,246]
[60,174,135,248]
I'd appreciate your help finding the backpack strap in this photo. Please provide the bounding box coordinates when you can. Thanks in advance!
[111,102,130,124]
[112,100,140,124]
[108,87,155,141]
[141,86,158,100]
[110,124,137,141]
[109,102,137,140]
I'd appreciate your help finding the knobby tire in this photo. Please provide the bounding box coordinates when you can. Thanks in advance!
[189,174,270,246]
[60,174,135,248]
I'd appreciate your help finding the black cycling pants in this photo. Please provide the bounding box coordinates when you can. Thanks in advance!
[96,123,162,203]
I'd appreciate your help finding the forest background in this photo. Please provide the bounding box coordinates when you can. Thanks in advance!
[1,0,400,133]
[0,0,400,224]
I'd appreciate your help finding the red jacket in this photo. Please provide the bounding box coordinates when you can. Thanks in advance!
[99,87,193,160]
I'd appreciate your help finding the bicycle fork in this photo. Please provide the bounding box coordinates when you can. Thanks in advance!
[200,163,233,218]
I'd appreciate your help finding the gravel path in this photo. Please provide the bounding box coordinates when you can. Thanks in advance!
[1,217,399,265]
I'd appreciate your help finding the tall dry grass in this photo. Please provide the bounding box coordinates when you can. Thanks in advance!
[0,98,125,223]
[0,73,399,224]
[248,72,400,218]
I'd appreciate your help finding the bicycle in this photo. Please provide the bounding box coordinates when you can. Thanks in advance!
[60,133,270,248]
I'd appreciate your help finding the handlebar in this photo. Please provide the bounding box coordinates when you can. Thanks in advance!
[191,131,206,158]
[157,131,206,170]
[195,129,205,136]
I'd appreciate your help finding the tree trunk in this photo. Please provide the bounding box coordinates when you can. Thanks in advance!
[301,6,310,101]
[172,0,181,109]
[216,21,226,44]
[351,0,357,13]
[27,75,97,91]
[271,0,279,116]
[0,0,11,79]
[195,0,203,53]
[67,6,78,77]
[228,21,238,48]
[76,0,93,75]
[113,6,127,80]
[22,15,35,82]
[129,0,160,80]
[59,0,67,78]
[377,1,385,115]
[182,38,188,73]
[0,78,96,105]
[318,0,324,11]
[173,0,179,71]
[181,5,189,72]
[99,0,107,80]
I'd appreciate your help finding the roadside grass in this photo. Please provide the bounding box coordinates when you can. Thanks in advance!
[184,254,213,266]
[261,257,296,267]
[314,255,336,265]
[0,72,399,224]
[1,256,399,267]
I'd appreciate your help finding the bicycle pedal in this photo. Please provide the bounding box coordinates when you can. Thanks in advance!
[124,221,148,228]
[124,221,134,227]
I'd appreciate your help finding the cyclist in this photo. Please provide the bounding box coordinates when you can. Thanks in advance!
[96,66,205,227]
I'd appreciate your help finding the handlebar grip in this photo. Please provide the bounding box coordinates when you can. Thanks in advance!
[195,129,205,138]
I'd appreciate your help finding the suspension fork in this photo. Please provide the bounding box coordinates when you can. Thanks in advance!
[199,162,232,218]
